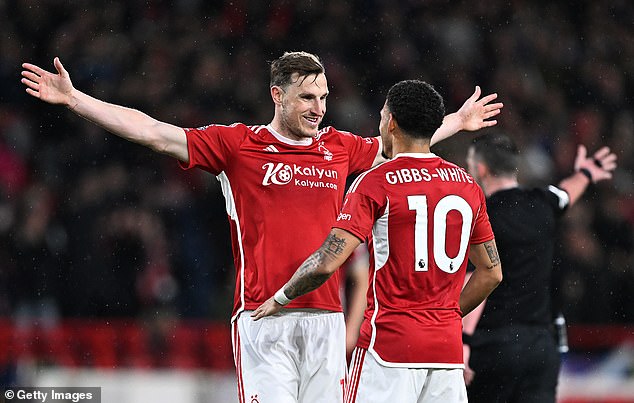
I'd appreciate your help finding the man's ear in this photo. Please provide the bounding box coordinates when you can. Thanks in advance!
[388,113,397,132]
[476,161,489,179]
[271,86,284,105]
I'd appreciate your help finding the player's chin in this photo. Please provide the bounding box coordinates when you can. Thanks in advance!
[299,127,319,139]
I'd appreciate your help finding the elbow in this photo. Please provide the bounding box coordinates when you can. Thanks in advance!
[491,266,503,288]
[140,121,170,154]
[150,139,171,155]
[321,263,340,277]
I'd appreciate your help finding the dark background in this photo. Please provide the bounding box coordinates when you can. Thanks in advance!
[0,0,632,325]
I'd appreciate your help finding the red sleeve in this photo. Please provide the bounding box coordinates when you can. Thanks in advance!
[333,181,382,242]
[470,186,495,244]
[338,131,380,175]
[178,123,245,175]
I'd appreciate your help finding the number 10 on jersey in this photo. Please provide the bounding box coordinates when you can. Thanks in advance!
[408,195,473,274]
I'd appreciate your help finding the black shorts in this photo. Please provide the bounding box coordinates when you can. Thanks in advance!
[467,325,561,403]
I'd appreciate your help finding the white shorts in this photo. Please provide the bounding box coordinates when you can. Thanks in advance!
[346,348,467,403]
[233,310,347,403]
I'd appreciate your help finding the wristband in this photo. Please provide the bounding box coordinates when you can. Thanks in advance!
[273,288,293,306]
[578,168,593,183]
[462,332,473,346]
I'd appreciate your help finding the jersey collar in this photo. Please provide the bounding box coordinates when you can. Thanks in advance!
[393,152,438,159]
[266,124,313,146]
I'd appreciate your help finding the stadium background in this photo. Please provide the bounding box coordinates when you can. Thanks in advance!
[1,1,632,402]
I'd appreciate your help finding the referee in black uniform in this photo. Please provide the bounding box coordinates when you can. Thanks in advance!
[461,133,617,403]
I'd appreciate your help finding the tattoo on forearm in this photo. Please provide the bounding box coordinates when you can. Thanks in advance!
[323,232,347,258]
[284,233,348,299]
[484,241,500,269]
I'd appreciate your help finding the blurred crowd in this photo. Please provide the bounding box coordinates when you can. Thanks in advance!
[0,0,632,324]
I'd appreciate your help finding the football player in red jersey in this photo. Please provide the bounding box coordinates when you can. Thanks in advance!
[253,80,503,402]
[22,53,502,402]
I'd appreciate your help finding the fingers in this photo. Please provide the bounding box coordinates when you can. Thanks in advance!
[589,146,617,172]
[21,70,41,97]
[593,146,610,159]
[484,101,504,112]
[22,62,47,76]
[25,88,41,99]
[484,109,501,119]
[477,108,501,127]
[593,146,617,172]
[469,86,482,101]
[21,63,46,97]
[54,57,67,76]
[251,308,264,321]
[477,93,499,106]
[21,76,40,91]
[598,154,618,171]
[575,144,587,167]
[21,70,41,82]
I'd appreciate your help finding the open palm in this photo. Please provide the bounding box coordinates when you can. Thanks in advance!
[21,57,73,106]
[458,86,503,131]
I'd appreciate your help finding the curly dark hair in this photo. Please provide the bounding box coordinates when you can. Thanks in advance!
[385,80,445,139]
[270,51,325,88]
[471,133,520,176]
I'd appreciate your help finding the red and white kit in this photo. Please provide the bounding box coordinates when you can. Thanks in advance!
[180,123,379,319]
[180,123,379,402]
[337,153,493,367]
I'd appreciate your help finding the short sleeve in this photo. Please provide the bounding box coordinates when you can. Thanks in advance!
[470,186,495,245]
[333,183,382,242]
[545,185,570,214]
[338,131,380,175]
[179,123,245,175]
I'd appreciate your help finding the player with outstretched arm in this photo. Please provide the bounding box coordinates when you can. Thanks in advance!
[253,80,503,403]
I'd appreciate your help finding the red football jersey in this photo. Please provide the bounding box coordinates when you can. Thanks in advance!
[334,153,494,367]
[180,123,379,320]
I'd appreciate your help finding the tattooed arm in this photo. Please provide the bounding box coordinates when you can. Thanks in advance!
[459,239,503,316]
[251,228,362,320]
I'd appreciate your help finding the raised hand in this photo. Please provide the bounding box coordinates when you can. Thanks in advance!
[21,57,74,106]
[457,86,504,131]
[574,145,618,183]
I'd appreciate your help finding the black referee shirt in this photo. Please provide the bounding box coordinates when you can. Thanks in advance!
[474,186,569,331]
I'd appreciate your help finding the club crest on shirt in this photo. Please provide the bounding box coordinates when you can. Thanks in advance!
[318,141,333,161]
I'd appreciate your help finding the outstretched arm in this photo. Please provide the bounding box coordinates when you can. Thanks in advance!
[558,145,618,207]
[251,228,362,320]
[371,86,503,167]
[21,57,189,162]
[430,86,503,146]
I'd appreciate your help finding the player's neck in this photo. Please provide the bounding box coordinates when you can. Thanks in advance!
[482,176,519,197]
[392,137,431,155]
[269,117,313,142]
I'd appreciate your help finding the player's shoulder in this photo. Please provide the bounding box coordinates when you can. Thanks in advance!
[186,122,246,132]
[438,157,469,172]
[347,160,389,194]
[317,126,374,143]
[185,122,257,140]
[316,126,348,139]
[536,185,569,210]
